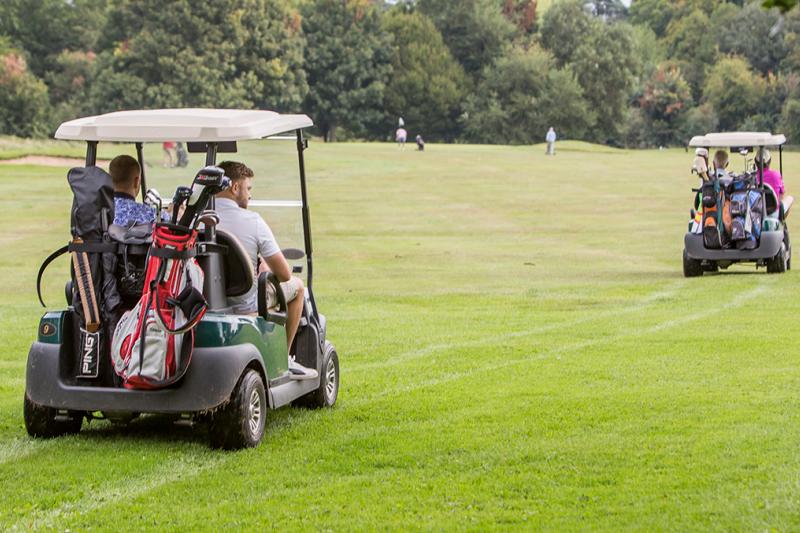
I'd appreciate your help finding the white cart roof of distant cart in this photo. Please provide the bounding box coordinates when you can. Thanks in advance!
[689,132,786,148]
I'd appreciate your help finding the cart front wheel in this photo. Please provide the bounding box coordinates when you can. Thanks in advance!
[295,341,339,409]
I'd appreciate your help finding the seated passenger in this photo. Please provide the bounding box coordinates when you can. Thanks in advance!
[712,150,730,179]
[755,149,794,215]
[215,160,317,381]
[110,155,156,227]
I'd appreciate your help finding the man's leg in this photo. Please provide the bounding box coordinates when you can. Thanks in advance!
[284,277,305,353]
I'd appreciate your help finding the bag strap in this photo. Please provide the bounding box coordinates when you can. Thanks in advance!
[149,247,197,259]
[71,238,101,333]
[36,244,69,307]
[68,242,118,253]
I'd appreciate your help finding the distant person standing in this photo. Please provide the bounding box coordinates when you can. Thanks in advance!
[415,134,425,151]
[545,127,557,156]
[396,126,407,150]
[162,141,177,168]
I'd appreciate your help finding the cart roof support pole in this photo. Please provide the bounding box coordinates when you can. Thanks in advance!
[135,142,147,202]
[296,129,319,320]
[85,141,97,167]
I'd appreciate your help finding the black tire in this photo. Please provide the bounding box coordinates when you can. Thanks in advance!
[785,228,791,270]
[683,249,703,277]
[208,369,266,450]
[767,244,788,274]
[24,394,83,438]
[295,341,339,409]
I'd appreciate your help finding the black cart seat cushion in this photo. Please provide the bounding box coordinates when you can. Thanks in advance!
[215,229,254,298]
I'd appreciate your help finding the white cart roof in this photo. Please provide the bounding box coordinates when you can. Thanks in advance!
[689,132,786,147]
[54,108,313,142]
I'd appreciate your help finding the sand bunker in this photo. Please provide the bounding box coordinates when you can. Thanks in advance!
[0,155,109,167]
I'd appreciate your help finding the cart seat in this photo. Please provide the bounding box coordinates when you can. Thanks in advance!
[215,229,254,298]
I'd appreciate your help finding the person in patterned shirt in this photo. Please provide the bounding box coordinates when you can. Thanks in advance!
[110,155,156,227]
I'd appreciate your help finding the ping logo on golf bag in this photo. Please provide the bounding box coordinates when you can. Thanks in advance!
[79,328,101,378]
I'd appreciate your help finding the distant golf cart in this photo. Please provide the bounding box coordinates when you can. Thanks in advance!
[683,132,791,277]
[25,109,339,449]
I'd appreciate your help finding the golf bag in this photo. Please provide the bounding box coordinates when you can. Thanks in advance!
[36,167,122,381]
[111,225,207,389]
[729,189,763,250]
[701,181,722,249]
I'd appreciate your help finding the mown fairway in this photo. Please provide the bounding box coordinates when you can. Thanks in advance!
[1,139,800,530]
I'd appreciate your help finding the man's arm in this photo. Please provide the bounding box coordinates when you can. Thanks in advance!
[256,216,291,282]
[264,252,292,282]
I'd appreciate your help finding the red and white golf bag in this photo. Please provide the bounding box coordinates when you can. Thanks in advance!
[111,226,207,389]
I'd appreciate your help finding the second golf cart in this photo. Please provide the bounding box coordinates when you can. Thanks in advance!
[683,131,791,276]
[24,109,339,449]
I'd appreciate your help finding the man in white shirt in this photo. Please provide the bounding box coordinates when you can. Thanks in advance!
[545,127,557,155]
[215,160,317,380]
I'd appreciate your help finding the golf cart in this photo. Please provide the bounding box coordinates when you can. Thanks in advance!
[24,109,339,449]
[683,131,791,276]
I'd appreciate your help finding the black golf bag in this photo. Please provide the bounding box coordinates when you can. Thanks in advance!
[67,167,122,382]
[38,167,122,383]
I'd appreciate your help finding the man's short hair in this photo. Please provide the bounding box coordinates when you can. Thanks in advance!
[109,155,140,189]
[713,150,729,169]
[218,161,254,182]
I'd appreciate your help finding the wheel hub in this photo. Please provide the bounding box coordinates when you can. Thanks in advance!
[248,389,262,435]
[325,357,337,402]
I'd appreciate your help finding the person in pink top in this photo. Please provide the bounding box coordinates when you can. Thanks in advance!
[755,149,793,215]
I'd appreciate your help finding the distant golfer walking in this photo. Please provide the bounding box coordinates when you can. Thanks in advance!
[396,126,407,150]
[545,127,557,156]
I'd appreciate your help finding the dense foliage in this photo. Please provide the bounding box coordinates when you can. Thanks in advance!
[0,0,798,145]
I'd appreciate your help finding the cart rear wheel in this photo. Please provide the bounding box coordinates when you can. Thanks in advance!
[683,249,703,277]
[767,244,788,274]
[24,394,83,438]
[295,341,339,409]
[208,369,266,449]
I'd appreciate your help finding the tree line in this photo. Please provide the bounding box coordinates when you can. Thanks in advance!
[0,0,798,146]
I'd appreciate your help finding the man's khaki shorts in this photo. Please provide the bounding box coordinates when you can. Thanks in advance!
[265,276,303,308]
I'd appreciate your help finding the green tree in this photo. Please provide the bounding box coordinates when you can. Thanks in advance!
[638,64,692,146]
[539,0,639,142]
[538,0,594,66]
[716,3,787,75]
[780,97,800,143]
[0,42,52,137]
[302,0,393,141]
[90,0,307,113]
[678,103,719,141]
[628,0,679,37]
[0,0,109,77]
[662,9,719,99]
[702,56,766,131]
[462,46,594,144]
[382,9,468,140]
[418,0,516,78]
[764,0,799,12]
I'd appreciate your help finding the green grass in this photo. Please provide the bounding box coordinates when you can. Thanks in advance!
[2,140,800,530]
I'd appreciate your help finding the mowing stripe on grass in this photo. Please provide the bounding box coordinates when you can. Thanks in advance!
[11,454,230,531]
[349,280,689,373]
[352,281,771,405]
